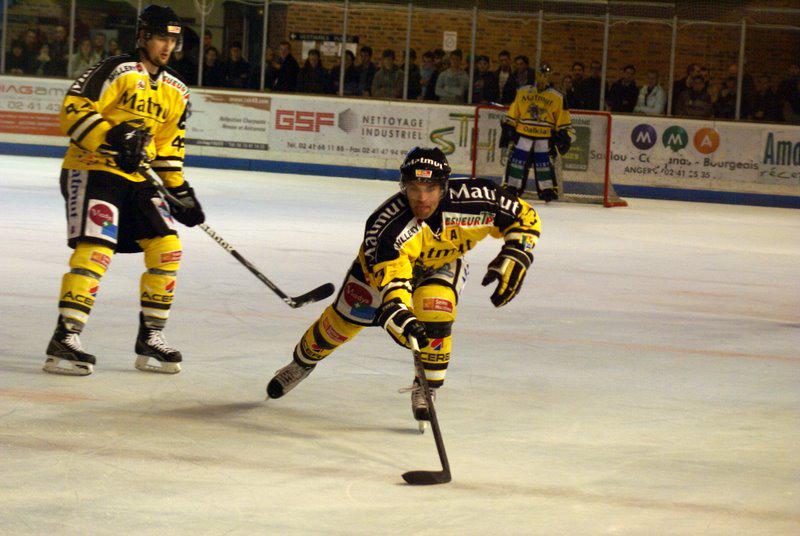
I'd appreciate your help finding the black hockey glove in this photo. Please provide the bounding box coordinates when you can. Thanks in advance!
[166,181,205,227]
[549,128,572,157]
[499,121,518,149]
[105,122,151,174]
[481,242,533,307]
[377,300,429,349]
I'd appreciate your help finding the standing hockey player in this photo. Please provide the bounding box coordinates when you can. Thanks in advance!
[499,63,574,201]
[267,147,541,427]
[43,5,205,376]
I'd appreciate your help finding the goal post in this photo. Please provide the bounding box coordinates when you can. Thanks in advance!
[471,105,627,207]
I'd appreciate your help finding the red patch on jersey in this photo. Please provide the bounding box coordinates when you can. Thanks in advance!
[165,280,176,292]
[344,282,372,307]
[322,318,347,343]
[422,297,453,313]
[160,251,182,263]
[90,251,111,269]
[88,285,99,297]
[88,203,113,226]
[430,338,444,351]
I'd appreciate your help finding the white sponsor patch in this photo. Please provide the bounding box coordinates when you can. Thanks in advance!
[66,169,88,239]
[84,199,119,243]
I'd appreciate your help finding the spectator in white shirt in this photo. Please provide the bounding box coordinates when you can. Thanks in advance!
[634,69,666,115]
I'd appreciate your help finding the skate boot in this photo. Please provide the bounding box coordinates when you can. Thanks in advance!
[267,360,315,399]
[401,377,437,433]
[134,313,181,374]
[43,316,96,376]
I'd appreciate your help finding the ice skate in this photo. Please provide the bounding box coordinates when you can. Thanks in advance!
[401,378,437,433]
[43,318,96,376]
[267,360,315,399]
[134,314,182,374]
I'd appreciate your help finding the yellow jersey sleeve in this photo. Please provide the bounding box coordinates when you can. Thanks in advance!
[151,68,189,188]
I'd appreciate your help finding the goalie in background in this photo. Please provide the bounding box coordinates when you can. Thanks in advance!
[266,147,541,428]
[499,63,575,202]
[43,5,205,376]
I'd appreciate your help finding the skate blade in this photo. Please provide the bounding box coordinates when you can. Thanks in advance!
[417,420,427,434]
[135,355,181,374]
[43,356,93,376]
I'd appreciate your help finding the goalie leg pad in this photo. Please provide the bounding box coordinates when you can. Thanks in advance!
[532,138,559,201]
[294,305,363,366]
[503,136,534,194]
[139,235,182,325]
[413,283,457,388]
[58,242,114,329]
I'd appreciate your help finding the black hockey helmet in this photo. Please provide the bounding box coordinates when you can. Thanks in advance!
[137,5,183,51]
[399,147,451,196]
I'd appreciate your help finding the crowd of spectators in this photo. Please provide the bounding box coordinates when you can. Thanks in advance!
[4,23,800,124]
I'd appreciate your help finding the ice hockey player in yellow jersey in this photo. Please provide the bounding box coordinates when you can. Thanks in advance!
[266,148,541,427]
[499,63,574,201]
[43,5,205,376]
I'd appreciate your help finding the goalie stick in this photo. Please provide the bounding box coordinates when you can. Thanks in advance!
[138,164,334,308]
[402,337,452,485]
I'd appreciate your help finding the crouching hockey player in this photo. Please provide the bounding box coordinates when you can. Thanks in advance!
[43,5,205,376]
[500,63,574,202]
[267,147,541,427]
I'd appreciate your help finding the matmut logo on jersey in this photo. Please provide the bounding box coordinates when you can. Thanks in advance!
[275,110,334,132]
[443,211,494,228]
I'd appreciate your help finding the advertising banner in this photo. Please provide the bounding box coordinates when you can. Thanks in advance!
[186,90,270,151]
[267,94,475,172]
[610,115,800,195]
[0,76,66,137]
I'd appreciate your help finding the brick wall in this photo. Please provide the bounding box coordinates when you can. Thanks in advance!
[280,2,799,91]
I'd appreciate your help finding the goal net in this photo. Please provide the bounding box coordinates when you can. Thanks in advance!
[471,106,627,207]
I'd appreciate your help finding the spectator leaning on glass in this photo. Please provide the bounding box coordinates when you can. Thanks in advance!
[472,55,499,104]
[674,75,713,118]
[750,76,781,122]
[633,70,665,116]
[371,49,404,99]
[419,51,436,100]
[404,49,422,100]
[202,47,225,87]
[70,38,100,78]
[606,64,638,113]
[561,75,575,109]
[221,41,250,89]
[356,46,377,97]
[495,51,514,104]
[6,41,31,75]
[713,77,738,119]
[673,63,700,113]
[576,60,602,110]
[435,49,469,103]
[296,49,328,94]
[569,62,585,109]
[502,55,536,104]
[273,41,300,92]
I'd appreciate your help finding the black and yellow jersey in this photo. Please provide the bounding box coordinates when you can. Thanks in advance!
[59,53,189,187]
[357,178,541,307]
[503,84,572,139]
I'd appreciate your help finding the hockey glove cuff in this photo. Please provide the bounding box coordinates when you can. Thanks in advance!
[481,242,533,307]
[377,300,429,349]
[104,122,151,174]
[499,122,518,149]
[550,128,572,156]
[166,181,206,227]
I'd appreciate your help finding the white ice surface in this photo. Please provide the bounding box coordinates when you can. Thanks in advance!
[0,155,798,535]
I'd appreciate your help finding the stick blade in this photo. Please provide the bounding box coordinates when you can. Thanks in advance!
[288,283,335,308]
[401,470,451,486]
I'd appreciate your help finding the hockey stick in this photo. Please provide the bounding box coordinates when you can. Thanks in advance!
[138,165,335,308]
[402,337,452,485]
